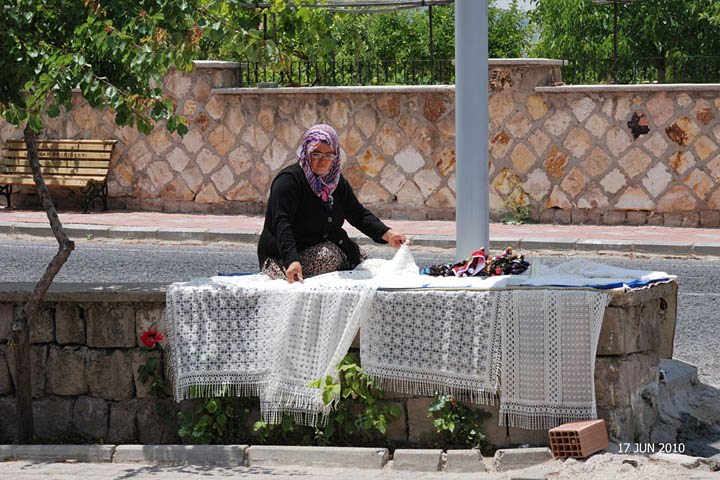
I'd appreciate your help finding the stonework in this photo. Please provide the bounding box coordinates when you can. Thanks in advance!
[0,281,679,446]
[2,60,719,225]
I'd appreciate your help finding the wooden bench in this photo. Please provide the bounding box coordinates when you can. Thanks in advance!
[0,139,116,212]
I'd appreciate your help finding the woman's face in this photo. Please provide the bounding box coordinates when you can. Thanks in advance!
[309,141,335,176]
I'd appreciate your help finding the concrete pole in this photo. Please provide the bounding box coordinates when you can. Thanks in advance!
[455,0,489,260]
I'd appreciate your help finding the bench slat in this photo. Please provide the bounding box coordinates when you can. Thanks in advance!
[2,150,113,161]
[0,165,110,176]
[0,159,110,169]
[5,140,116,152]
[0,176,107,187]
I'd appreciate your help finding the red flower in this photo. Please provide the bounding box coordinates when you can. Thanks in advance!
[141,330,164,348]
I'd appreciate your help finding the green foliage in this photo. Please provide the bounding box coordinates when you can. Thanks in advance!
[531,0,720,83]
[194,1,531,85]
[489,1,532,58]
[500,176,533,225]
[428,394,490,449]
[251,414,315,445]
[177,353,400,446]
[310,353,402,446]
[0,0,205,134]
[137,356,166,399]
[178,387,254,444]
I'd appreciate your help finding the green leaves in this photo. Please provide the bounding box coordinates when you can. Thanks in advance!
[0,0,201,133]
[532,0,720,83]
[178,394,252,445]
[427,393,490,449]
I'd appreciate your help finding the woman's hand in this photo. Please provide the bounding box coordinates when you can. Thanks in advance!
[382,229,408,249]
[285,261,304,283]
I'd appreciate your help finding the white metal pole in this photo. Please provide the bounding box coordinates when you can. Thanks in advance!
[455,0,489,260]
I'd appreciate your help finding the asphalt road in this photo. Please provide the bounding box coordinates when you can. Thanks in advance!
[1,235,719,387]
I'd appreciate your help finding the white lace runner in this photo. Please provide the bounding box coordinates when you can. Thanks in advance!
[498,289,610,429]
[165,273,375,425]
[165,246,615,430]
[361,289,501,404]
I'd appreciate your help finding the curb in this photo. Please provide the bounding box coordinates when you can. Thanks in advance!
[0,444,563,473]
[246,445,389,469]
[1,221,718,256]
[0,444,115,462]
[392,449,443,471]
[493,447,554,472]
[113,444,247,464]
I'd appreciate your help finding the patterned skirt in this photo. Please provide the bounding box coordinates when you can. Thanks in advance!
[261,241,368,280]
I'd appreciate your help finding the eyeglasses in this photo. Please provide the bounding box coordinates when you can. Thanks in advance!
[309,152,336,161]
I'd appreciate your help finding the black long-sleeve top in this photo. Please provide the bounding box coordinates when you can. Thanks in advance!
[257,163,390,270]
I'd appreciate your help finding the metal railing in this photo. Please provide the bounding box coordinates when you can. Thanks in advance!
[239,58,455,87]
[563,56,720,84]
[238,56,720,87]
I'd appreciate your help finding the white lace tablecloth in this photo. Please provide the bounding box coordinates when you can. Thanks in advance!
[165,247,671,429]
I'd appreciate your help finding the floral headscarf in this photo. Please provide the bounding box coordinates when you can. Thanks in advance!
[297,124,341,204]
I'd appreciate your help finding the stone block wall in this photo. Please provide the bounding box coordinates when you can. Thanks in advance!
[0,282,678,446]
[0,286,179,444]
[1,59,718,225]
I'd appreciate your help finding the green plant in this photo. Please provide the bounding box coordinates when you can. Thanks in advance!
[137,355,165,399]
[501,202,533,225]
[501,179,533,225]
[177,387,254,444]
[252,413,315,445]
[310,353,402,446]
[136,329,173,421]
[428,394,490,449]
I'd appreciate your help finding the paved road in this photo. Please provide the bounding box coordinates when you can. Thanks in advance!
[1,235,719,387]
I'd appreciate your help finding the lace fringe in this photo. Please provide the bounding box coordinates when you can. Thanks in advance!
[498,407,597,430]
[175,381,263,401]
[366,371,498,405]
[260,388,331,427]
[261,407,330,427]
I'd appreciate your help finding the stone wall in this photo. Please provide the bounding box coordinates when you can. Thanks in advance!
[0,282,678,446]
[2,59,718,226]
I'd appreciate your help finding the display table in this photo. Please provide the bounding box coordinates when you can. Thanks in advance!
[165,250,674,430]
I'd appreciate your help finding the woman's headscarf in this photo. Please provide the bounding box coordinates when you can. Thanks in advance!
[297,124,341,204]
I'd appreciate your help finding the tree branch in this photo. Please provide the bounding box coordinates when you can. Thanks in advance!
[12,123,75,442]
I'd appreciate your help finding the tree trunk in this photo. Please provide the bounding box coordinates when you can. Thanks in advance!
[12,124,75,442]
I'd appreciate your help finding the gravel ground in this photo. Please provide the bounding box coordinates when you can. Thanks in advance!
[1,235,719,387]
[0,454,718,480]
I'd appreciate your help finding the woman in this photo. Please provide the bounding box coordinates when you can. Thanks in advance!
[258,124,406,283]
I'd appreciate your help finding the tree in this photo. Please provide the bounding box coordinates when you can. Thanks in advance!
[531,0,720,83]
[193,1,533,86]
[0,0,212,442]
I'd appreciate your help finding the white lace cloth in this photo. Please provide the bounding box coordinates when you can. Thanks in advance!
[165,272,375,425]
[165,247,666,429]
[496,289,609,429]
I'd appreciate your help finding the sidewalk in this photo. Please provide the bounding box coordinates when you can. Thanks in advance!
[1,208,720,255]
